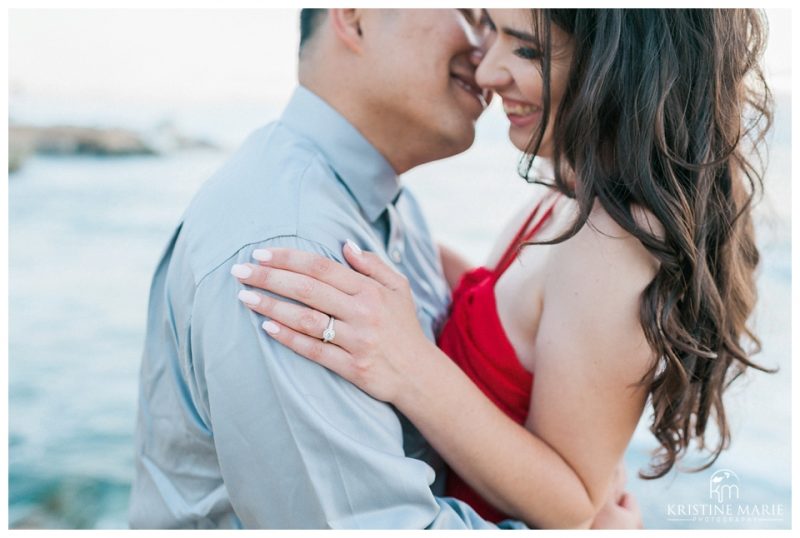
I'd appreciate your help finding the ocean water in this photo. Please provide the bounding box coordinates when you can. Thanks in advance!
[7,96,791,529]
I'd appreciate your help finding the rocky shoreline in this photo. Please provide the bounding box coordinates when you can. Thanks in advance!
[8,122,217,173]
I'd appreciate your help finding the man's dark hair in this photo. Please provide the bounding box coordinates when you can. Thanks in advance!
[299,9,326,52]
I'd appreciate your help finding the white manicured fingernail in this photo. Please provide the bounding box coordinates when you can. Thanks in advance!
[345,239,362,255]
[252,249,273,262]
[238,290,261,306]
[231,264,253,278]
[262,320,280,334]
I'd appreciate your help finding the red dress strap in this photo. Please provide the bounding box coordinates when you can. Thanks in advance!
[494,191,560,277]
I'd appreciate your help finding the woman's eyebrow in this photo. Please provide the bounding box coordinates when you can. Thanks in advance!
[502,27,537,43]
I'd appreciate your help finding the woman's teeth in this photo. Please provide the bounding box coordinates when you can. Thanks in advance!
[503,102,540,116]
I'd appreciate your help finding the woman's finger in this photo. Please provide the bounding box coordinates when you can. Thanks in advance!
[231,263,355,321]
[250,247,367,295]
[342,239,409,291]
[237,288,356,351]
[262,319,357,382]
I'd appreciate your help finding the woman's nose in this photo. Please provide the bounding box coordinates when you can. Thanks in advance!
[475,48,511,90]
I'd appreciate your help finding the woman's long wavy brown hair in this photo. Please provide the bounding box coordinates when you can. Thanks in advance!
[521,9,775,478]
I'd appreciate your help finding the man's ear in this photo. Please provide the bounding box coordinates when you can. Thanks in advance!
[328,9,365,54]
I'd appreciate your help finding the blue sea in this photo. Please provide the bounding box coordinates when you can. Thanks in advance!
[8,95,791,529]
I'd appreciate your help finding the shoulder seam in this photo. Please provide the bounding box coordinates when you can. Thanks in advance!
[193,154,323,289]
[194,230,343,292]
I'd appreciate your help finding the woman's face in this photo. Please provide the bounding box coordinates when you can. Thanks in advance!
[475,9,575,156]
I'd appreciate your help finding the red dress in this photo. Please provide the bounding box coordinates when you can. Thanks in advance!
[438,192,560,523]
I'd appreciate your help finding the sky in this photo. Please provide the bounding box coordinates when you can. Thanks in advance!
[9,9,300,105]
[7,8,792,108]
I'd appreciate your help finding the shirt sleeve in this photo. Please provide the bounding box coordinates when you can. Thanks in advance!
[190,234,523,529]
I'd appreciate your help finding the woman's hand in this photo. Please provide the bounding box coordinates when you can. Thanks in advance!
[590,461,644,529]
[230,240,435,403]
[591,491,643,529]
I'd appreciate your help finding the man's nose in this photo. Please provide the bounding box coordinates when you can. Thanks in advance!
[470,49,496,106]
[468,49,484,68]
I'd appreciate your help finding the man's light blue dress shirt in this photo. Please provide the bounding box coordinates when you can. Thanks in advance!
[129,86,524,529]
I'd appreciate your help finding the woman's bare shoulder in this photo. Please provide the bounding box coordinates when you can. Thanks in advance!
[555,201,661,289]
[542,201,661,343]
[538,201,660,382]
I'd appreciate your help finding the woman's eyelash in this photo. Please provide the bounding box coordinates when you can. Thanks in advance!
[515,47,542,60]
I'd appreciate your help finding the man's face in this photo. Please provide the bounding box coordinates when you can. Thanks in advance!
[359,9,490,159]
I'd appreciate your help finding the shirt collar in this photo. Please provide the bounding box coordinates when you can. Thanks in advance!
[280,86,400,222]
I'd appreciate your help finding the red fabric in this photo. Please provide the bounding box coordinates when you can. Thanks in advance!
[437,194,558,523]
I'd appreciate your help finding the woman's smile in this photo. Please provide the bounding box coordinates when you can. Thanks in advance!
[500,96,542,128]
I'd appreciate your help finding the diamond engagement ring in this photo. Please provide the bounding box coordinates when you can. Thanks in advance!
[322,315,336,343]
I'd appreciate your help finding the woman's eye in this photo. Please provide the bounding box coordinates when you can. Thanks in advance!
[514,47,542,60]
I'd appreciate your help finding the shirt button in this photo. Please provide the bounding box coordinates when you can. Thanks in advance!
[391,249,402,263]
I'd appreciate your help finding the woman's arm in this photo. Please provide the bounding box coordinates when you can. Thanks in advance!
[437,242,474,290]
[392,341,599,528]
